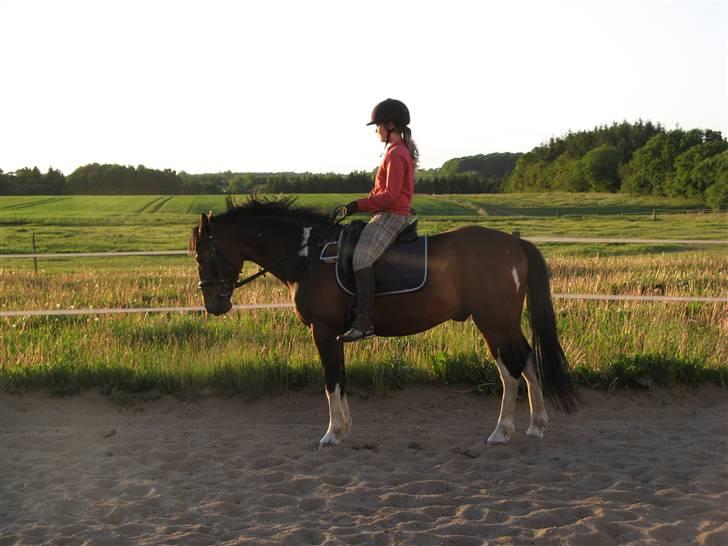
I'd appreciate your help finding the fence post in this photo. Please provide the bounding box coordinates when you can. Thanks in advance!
[652,209,656,221]
[32,232,38,273]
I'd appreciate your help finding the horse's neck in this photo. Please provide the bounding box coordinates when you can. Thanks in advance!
[255,218,323,283]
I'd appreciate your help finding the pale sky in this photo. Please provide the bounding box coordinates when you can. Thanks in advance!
[1,0,726,175]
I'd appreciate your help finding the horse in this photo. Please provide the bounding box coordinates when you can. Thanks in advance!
[189,196,578,448]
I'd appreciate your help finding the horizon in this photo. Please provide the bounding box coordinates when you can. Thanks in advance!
[2,118,718,177]
[1,0,725,175]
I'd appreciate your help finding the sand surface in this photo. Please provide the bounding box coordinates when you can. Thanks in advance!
[1,386,726,545]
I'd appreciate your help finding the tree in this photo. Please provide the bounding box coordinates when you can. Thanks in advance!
[668,139,727,196]
[705,179,728,209]
[621,129,726,196]
[699,151,728,209]
[226,173,255,194]
[581,145,621,192]
[64,163,182,194]
[45,167,66,194]
[0,169,11,194]
[503,121,665,193]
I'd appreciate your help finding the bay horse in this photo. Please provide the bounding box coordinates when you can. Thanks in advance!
[189,196,578,447]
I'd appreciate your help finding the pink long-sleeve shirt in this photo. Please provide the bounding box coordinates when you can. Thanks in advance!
[356,140,414,216]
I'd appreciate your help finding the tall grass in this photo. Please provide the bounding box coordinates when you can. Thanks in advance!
[2,193,725,396]
[2,253,726,397]
[1,253,724,310]
[2,301,725,397]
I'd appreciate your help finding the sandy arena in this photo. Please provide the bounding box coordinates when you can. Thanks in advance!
[1,386,726,545]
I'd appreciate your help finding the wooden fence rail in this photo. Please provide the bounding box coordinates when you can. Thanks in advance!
[1,236,726,260]
[2,294,726,318]
[2,235,724,317]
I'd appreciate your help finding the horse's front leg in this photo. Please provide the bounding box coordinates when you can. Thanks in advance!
[312,324,352,447]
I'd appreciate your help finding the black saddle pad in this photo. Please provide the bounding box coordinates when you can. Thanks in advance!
[335,220,428,296]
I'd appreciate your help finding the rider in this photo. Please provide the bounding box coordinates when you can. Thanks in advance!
[337,98,418,342]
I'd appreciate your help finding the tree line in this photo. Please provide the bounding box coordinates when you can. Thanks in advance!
[0,159,514,196]
[2,121,726,208]
[505,121,727,208]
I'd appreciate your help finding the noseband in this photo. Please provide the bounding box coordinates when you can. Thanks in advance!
[197,232,241,296]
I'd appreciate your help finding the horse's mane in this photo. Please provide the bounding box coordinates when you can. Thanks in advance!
[189,195,334,252]
[216,195,334,226]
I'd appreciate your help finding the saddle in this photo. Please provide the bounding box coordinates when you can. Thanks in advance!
[320,219,428,296]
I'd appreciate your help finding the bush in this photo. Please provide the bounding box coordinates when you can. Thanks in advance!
[705,178,728,210]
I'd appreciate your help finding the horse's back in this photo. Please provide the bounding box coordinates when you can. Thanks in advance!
[430,224,524,257]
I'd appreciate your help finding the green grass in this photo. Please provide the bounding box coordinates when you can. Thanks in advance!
[0,194,474,221]
[2,301,725,398]
[1,193,726,397]
[446,192,710,216]
[1,194,724,263]
[0,192,711,219]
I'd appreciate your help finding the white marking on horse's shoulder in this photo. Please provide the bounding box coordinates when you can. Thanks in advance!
[298,226,312,256]
[512,267,520,292]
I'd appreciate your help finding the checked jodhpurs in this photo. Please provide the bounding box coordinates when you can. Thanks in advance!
[352,212,412,271]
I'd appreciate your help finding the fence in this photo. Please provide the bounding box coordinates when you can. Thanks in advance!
[1,293,726,319]
[1,236,726,317]
[2,236,726,261]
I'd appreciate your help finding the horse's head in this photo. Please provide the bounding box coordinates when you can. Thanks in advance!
[190,212,242,316]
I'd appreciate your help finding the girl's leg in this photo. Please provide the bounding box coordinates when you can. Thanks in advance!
[338,213,411,342]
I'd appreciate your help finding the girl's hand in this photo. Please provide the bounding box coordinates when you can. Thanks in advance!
[334,201,358,220]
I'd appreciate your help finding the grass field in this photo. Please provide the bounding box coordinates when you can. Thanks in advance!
[0,192,712,220]
[1,193,726,397]
[1,194,724,261]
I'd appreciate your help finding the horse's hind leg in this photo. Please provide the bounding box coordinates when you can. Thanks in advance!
[478,327,529,445]
[522,347,549,439]
[489,353,519,445]
[312,324,352,447]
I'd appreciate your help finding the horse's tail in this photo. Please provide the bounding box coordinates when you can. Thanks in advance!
[519,238,579,413]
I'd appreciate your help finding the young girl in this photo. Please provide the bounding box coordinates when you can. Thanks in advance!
[337,98,419,342]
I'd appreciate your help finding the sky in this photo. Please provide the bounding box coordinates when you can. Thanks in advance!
[1,0,726,175]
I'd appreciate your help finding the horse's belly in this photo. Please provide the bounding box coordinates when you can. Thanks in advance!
[373,295,464,336]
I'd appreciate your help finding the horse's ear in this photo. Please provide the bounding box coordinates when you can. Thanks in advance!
[199,212,209,233]
[189,225,199,254]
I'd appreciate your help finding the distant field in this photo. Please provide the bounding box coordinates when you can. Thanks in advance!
[0,192,712,220]
[0,194,473,221]
[1,194,725,260]
[447,193,710,216]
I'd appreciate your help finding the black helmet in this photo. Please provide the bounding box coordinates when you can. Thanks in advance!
[367,98,410,126]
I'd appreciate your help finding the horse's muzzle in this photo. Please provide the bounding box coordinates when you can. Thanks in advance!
[198,281,234,316]
[205,299,233,316]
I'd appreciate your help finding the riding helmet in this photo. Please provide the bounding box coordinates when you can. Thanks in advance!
[367,98,410,126]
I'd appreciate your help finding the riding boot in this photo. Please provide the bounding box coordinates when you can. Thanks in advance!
[337,267,376,342]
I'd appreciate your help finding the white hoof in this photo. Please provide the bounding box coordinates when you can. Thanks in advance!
[487,425,514,445]
[319,431,341,448]
[526,424,545,439]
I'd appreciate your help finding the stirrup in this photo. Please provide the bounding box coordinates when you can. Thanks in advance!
[337,325,375,343]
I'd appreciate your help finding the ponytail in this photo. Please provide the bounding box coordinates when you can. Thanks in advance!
[402,126,420,169]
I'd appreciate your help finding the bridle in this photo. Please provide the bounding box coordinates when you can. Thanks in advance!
[196,230,245,297]
[196,212,345,295]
